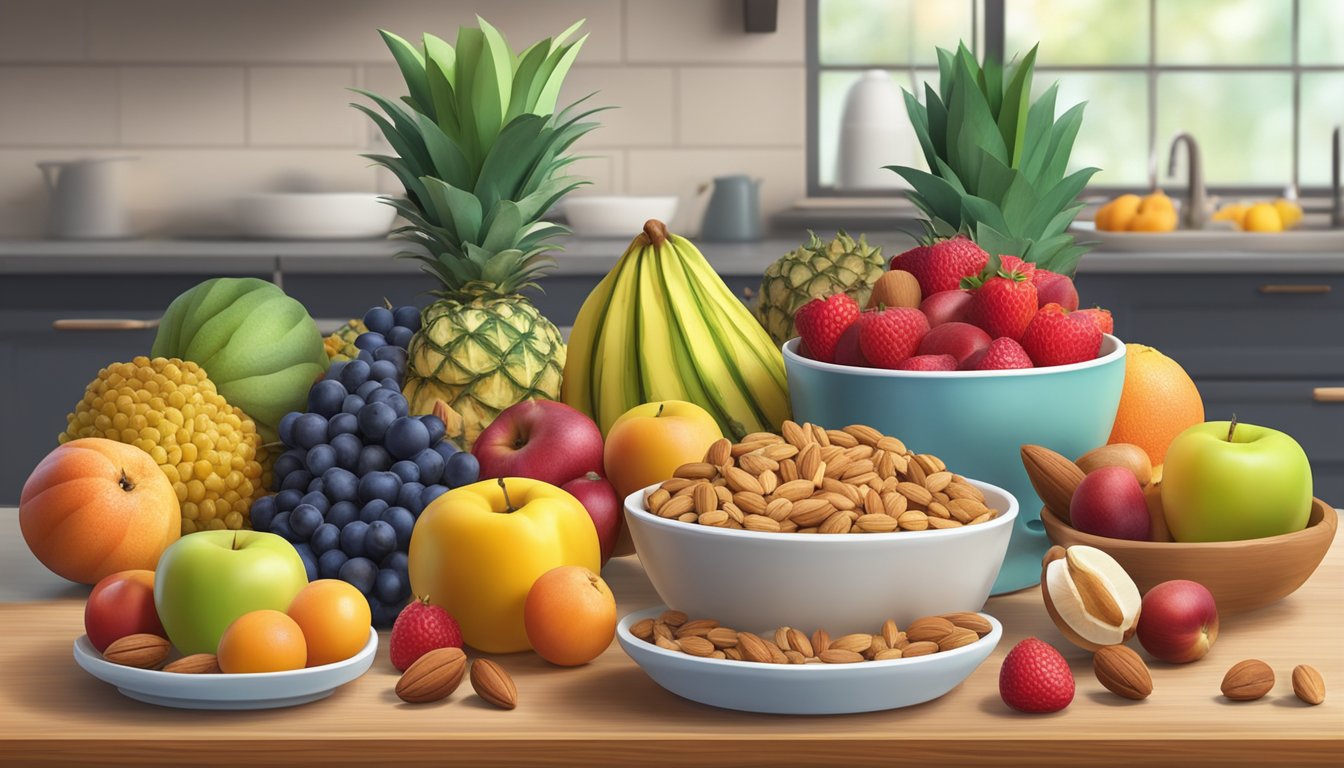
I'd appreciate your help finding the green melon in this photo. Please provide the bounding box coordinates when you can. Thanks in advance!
[152,278,328,439]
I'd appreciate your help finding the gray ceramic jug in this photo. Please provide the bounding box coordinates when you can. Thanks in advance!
[698,174,762,242]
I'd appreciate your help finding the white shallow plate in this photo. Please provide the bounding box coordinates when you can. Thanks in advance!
[617,606,1000,715]
[73,628,377,710]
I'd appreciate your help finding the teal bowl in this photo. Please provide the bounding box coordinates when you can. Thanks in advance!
[783,335,1126,594]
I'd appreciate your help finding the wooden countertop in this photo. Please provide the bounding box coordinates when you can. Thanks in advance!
[0,512,1340,767]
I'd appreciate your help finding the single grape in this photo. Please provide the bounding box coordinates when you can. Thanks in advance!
[374,567,405,604]
[356,349,374,364]
[355,379,382,399]
[325,360,348,382]
[310,522,340,555]
[373,345,408,368]
[330,432,362,470]
[293,413,328,450]
[270,511,295,541]
[419,414,446,445]
[294,543,319,582]
[338,556,378,596]
[306,476,325,495]
[273,449,305,482]
[339,520,370,558]
[318,548,348,580]
[354,332,387,352]
[363,306,395,335]
[277,411,301,446]
[327,412,358,440]
[357,401,397,441]
[381,550,409,572]
[379,377,401,391]
[358,470,401,505]
[322,466,360,503]
[385,417,430,460]
[444,451,480,488]
[369,597,400,629]
[274,488,303,512]
[298,490,330,514]
[411,448,444,486]
[291,503,324,540]
[393,305,421,330]
[280,470,313,492]
[396,481,425,511]
[326,499,359,529]
[364,520,397,561]
[356,444,392,475]
[381,506,416,550]
[390,460,420,484]
[341,394,366,415]
[420,483,449,510]
[433,441,460,466]
[339,359,371,391]
[368,359,398,383]
[250,495,277,532]
[387,326,414,349]
[307,379,347,418]
[359,498,389,524]
[305,443,337,476]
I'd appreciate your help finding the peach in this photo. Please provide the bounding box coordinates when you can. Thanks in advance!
[524,566,617,666]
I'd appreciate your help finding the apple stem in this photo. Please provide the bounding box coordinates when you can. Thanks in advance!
[118,469,135,493]
[498,477,517,513]
[1227,414,1238,443]
[655,403,665,418]
[585,471,601,481]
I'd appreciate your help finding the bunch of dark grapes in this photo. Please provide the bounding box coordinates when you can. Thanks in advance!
[249,305,480,626]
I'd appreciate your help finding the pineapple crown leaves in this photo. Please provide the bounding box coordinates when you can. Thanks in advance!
[887,41,1098,277]
[355,18,607,299]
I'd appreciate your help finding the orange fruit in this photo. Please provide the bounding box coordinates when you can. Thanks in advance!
[1108,344,1204,466]
[216,609,307,673]
[524,566,616,666]
[287,579,371,667]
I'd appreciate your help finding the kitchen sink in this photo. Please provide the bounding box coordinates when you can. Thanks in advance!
[1072,222,1344,253]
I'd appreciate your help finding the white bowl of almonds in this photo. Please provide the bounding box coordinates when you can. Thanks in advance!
[624,421,1017,634]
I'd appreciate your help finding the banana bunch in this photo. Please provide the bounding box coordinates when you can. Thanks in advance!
[562,220,791,440]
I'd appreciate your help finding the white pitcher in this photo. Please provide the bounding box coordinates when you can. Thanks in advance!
[37,156,137,239]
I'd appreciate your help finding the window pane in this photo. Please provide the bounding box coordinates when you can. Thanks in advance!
[1300,0,1344,64]
[817,69,924,188]
[1299,73,1344,186]
[1156,72,1293,186]
[1006,0,1148,65]
[1156,0,1293,64]
[817,0,973,66]
[1038,71,1150,185]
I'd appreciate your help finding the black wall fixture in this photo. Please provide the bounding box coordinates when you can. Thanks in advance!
[744,0,778,33]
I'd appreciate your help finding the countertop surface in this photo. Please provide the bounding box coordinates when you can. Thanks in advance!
[0,507,1340,767]
[3,234,1343,276]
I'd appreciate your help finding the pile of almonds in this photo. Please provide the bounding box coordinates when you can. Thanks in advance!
[633,609,991,664]
[643,421,999,534]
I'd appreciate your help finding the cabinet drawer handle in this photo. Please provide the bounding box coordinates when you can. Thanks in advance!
[53,318,161,331]
[1314,387,1344,403]
[1259,284,1332,295]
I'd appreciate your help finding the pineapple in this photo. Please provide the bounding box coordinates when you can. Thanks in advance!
[755,231,884,345]
[324,318,366,361]
[889,43,1097,276]
[356,18,598,446]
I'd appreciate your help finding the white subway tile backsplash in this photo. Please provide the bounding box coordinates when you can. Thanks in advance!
[626,148,805,232]
[625,0,806,64]
[679,67,805,147]
[567,149,626,196]
[250,66,360,146]
[0,66,118,146]
[119,67,245,146]
[0,0,87,62]
[562,66,676,147]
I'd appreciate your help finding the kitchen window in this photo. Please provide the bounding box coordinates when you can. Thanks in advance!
[809,0,1344,195]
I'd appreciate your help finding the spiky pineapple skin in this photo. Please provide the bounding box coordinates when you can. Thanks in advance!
[324,318,367,362]
[403,296,566,449]
[755,231,885,345]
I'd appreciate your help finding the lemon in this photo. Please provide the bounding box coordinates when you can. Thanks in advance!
[1139,191,1176,215]
[1273,199,1303,229]
[1213,203,1248,224]
[1241,203,1284,233]
[1096,194,1142,231]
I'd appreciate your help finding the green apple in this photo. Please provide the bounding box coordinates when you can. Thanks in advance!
[153,530,308,655]
[1162,420,1313,542]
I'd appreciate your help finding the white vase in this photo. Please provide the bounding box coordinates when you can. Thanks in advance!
[835,70,913,191]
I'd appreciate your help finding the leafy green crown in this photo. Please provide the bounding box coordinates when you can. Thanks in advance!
[355,17,602,298]
[888,42,1097,276]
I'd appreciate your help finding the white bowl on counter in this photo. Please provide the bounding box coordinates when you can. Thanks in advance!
[623,479,1018,634]
[236,193,396,240]
[563,196,678,238]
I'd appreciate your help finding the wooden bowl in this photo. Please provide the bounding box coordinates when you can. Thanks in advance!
[1039,498,1337,615]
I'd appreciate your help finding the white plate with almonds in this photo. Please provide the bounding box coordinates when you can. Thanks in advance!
[617,606,1002,715]
[72,629,377,710]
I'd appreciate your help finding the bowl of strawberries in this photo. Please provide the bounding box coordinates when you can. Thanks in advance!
[782,236,1126,594]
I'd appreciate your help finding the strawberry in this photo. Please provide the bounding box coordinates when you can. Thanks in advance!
[999,637,1075,714]
[832,321,868,367]
[794,293,860,363]
[890,235,989,296]
[966,337,1033,370]
[966,265,1038,340]
[390,596,463,671]
[1032,268,1079,310]
[1075,307,1114,335]
[896,354,957,371]
[858,307,929,369]
[1021,303,1103,367]
[997,255,1037,281]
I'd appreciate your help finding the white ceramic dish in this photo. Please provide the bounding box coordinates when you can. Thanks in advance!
[236,193,396,239]
[625,479,1017,634]
[618,605,1001,714]
[563,196,678,237]
[72,628,377,709]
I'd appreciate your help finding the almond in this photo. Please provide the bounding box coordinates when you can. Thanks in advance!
[901,641,939,657]
[1093,645,1152,700]
[704,438,732,466]
[937,627,980,651]
[1292,664,1325,705]
[785,628,814,657]
[830,633,873,654]
[941,612,992,635]
[674,618,718,638]
[818,648,864,664]
[906,617,955,643]
[102,634,170,669]
[880,619,901,647]
[1020,444,1085,523]
[736,632,774,664]
[707,627,739,649]
[677,636,716,657]
[1222,659,1274,701]
[630,618,656,641]
[811,628,831,654]
[162,653,220,674]
[842,424,885,446]
[397,647,467,703]
[659,609,688,627]
[470,658,518,710]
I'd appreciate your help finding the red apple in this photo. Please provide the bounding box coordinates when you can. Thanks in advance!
[1136,580,1219,663]
[916,322,991,367]
[1069,466,1150,541]
[1034,271,1079,310]
[84,569,166,652]
[919,289,973,327]
[833,322,868,367]
[472,400,603,487]
[561,471,621,566]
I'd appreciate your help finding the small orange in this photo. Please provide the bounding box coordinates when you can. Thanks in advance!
[216,609,307,673]
[524,566,616,666]
[1108,344,1204,466]
[287,579,371,667]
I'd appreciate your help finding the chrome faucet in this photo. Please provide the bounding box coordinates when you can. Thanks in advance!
[1332,126,1341,228]
[1167,132,1209,230]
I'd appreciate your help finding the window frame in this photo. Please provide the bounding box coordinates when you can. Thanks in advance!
[807,0,1341,198]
